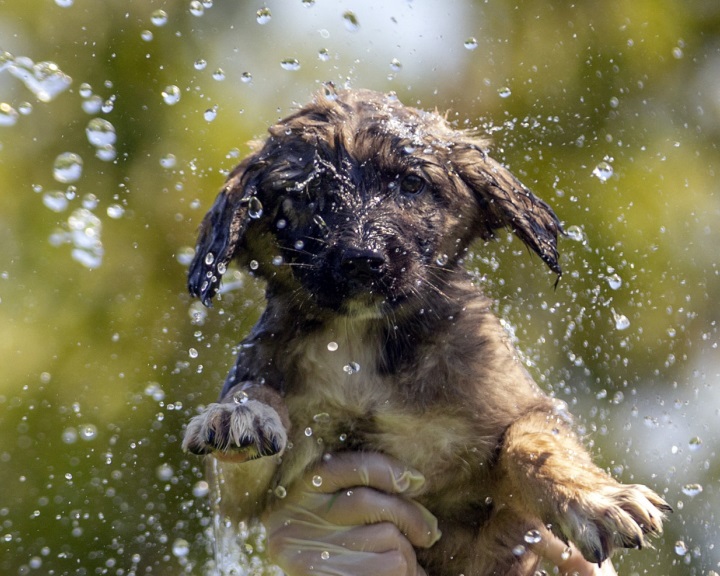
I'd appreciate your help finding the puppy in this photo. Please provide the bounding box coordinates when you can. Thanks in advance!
[182,88,669,575]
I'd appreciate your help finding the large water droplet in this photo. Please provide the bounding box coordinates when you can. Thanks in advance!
[280,58,301,71]
[606,273,622,290]
[592,160,613,182]
[42,191,69,212]
[342,11,360,31]
[523,529,542,544]
[3,55,72,102]
[498,87,512,99]
[565,225,585,243]
[464,37,478,50]
[612,309,630,331]
[172,538,190,558]
[0,102,19,126]
[312,475,323,487]
[189,1,204,17]
[86,117,116,147]
[256,6,272,24]
[150,9,168,26]
[53,152,83,183]
[248,196,263,219]
[161,85,181,105]
[674,540,687,556]
[681,483,703,497]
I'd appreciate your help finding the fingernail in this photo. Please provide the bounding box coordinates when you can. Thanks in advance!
[395,469,426,495]
[419,507,442,546]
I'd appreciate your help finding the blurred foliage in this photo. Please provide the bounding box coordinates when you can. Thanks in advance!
[0,0,719,574]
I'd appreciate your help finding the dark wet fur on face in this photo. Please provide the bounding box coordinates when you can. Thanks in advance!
[183,88,669,575]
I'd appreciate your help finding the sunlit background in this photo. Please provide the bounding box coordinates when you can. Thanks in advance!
[1,0,719,574]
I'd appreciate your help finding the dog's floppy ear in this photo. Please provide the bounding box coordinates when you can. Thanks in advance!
[187,157,262,306]
[453,143,563,275]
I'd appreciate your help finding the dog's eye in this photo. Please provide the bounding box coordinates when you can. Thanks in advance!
[399,174,426,196]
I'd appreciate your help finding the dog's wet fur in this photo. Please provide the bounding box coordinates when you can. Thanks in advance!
[182,88,669,575]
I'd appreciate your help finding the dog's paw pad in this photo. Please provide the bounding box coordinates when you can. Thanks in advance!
[562,483,670,564]
[182,400,287,460]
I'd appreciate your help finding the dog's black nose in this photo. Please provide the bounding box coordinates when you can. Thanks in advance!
[340,248,386,280]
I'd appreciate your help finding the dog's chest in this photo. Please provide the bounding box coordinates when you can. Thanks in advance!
[278,321,491,500]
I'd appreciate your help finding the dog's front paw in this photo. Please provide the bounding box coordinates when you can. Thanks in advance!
[558,482,671,565]
[182,399,287,461]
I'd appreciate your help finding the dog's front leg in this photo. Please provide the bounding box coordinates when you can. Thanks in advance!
[497,407,670,565]
[183,382,289,462]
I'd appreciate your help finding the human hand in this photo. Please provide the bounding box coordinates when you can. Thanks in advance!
[531,525,618,576]
[262,452,440,576]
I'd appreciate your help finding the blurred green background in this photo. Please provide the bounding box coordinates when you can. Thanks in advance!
[1,0,719,574]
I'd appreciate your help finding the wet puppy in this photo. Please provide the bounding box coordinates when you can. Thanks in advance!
[183,88,669,575]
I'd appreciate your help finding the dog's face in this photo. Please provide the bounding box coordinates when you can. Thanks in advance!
[188,89,562,315]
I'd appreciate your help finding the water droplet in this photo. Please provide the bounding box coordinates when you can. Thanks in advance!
[4,56,72,102]
[313,412,330,423]
[161,85,181,105]
[312,475,323,487]
[144,382,165,401]
[674,540,688,556]
[688,436,702,451]
[606,273,622,290]
[339,433,347,442]
[302,0,315,5]
[203,106,218,122]
[0,102,19,126]
[151,9,168,26]
[192,480,209,497]
[342,11,360,31]
[565,225,585,242]
[343,362,360,374]
[280,58,301,71]
[248,196,263,219]
[189,1,204,17]
[188,347,198,358]
[156,463,174,481]
[62,427,78,444]
[241,71,252,83]
[140,29,153,42]
[498,87,512,99]
[53,152,83,183]
[274,485,287,499]
[512,544,526,556]
[95,144,116,161]
[204,252,215,265]
[320,551,330,560]
[55,0,73,6]
[327,341,338,352]
[464,37,478,50]
[233,390,249,404]
[42,191,69,212]
[560,546,572,561]
[82,95,103,114]
[592,160,613,182]
[609,96,619,108]
[681,483,702,497]
[212,68,225,81]
[390,58,402,71]
[256,6,272,24]
[612,309,630,330]
[249,260,259,271]
[172,538,190,558]
[294,239,305,250]
[523,529,542,544]
[18,101,32,115]
[318,48,330,62]
[304,427,313,437]
[79,423,97,441]
[194,59,207,71]
[672,47,683,59]
[105,204,124,219]
[160,153,176,168]
[435,253,449,266]
[272,255,283,266]
[86,118,116,147]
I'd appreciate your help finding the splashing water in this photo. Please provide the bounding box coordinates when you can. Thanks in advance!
[49,208,104,269]
[0,51,72,102]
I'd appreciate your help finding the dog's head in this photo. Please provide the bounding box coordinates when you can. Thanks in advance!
[188,88,562,316]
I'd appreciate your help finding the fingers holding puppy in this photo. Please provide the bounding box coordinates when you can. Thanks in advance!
[263,452,440,576]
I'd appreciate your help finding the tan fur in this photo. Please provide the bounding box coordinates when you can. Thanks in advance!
[182,88,669,575]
